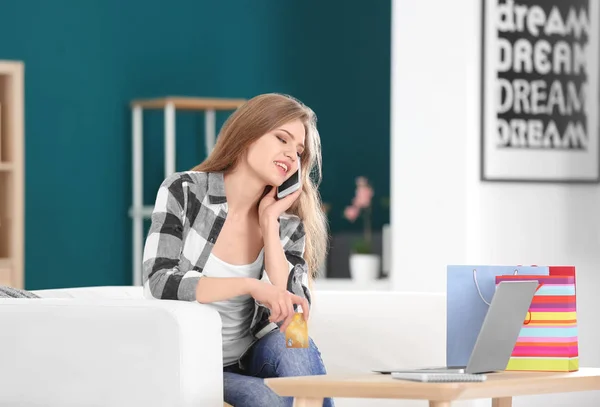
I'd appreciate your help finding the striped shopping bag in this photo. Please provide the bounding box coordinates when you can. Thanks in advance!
[495,267,578,372]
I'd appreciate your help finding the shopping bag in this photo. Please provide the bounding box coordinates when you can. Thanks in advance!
[446,265,550,367]
[496,266,578,372]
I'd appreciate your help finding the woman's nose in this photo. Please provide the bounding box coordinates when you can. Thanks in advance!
[285,150,296,162]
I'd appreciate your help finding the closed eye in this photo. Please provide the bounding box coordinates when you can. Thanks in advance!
[276,132,303,157]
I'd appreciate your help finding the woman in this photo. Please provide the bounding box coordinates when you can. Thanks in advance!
[142,93,334,407]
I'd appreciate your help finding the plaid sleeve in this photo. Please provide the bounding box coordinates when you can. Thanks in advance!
[281,217,312,309]
[142,174,203,301]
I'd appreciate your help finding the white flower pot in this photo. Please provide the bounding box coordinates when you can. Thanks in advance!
[349,253,380,283]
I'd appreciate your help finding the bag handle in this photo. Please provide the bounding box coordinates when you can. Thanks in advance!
[472,268,519,306]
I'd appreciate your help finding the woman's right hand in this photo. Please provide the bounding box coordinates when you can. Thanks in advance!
[249,280,310,333]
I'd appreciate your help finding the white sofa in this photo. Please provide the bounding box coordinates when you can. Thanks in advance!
[0,286,480,407]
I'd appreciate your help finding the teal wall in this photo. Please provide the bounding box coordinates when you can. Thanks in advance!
[0,0,390,289]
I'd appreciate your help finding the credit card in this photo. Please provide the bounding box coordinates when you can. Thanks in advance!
[285,312,308,348]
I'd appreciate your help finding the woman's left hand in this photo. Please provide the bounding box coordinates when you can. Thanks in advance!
[258,186,301,228]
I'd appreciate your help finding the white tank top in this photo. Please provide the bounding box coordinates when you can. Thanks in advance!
[202,248,264,366]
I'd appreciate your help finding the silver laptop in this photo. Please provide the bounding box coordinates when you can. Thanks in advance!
[374,280,538,374]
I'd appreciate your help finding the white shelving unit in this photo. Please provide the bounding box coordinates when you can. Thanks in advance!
[129,96,246,286]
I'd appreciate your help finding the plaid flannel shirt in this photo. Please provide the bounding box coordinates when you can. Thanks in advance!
[142,171,311,339]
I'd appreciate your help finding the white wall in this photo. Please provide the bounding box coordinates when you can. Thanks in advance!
[390,0,471,294]
[391,1,600,406]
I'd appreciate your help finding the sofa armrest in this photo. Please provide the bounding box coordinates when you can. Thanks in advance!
[0,298,223,407]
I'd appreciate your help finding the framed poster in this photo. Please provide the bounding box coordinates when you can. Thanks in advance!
[481,0,600,183]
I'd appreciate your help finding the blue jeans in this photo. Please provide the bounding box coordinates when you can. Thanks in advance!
[223,330,334,407]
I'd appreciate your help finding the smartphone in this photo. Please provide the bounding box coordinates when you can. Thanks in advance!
[277,159,301,199]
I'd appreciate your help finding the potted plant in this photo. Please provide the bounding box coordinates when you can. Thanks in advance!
[343,177,380,282]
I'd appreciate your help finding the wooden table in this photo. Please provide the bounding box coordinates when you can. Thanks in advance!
[265,368,600,407]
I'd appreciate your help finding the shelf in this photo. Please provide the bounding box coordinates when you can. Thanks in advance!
[0,258,10,286]
[0,60,24,289]
[0,171,10,258]
[129,93,246,286]
[130,96,246,111]
[128,205,154,218]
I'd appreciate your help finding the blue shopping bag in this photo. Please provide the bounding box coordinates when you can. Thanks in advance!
[446,265,549,367]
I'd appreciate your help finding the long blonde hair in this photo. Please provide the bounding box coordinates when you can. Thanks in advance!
[192,93,328,279]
